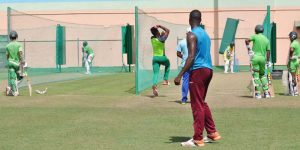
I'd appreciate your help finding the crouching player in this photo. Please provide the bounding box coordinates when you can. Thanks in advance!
[82,41,94,74]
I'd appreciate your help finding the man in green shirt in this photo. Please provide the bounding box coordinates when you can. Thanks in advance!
[245,25,271,99]
[150,25,170,96]
[82,41,94,74]
[6,31,23,96]
[287,31,300,96]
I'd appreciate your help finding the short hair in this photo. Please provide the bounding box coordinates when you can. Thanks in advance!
[150,27,159,36]
[189,10,202,23]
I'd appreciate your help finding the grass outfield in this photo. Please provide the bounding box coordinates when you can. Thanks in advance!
[0,72,299,150]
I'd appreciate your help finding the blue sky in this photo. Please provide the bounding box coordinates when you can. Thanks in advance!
[0,0,127,2]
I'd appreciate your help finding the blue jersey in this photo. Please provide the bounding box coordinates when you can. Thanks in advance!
[176,39,188,67]
[191,26,212,70]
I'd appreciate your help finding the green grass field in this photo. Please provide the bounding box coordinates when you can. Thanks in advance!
[0,72,299,150]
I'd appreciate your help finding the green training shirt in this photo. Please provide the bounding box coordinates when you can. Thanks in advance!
[6,41,22,63]
[250,33,270,57]
[291,40,300,58]
[151,37,165,56]
[83,46,94,55]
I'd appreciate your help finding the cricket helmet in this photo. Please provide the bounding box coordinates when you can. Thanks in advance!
[255,25,264,34]
[83,41,88,47]
[289,31,298,41]
[9,30,18,40]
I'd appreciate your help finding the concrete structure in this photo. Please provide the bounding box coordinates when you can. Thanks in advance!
[1,0,300,67]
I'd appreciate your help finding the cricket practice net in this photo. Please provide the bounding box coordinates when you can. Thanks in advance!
[9,8,123,70]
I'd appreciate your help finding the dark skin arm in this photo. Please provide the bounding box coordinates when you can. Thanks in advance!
[266,51,270,62]
[245,39,251,51]
[156,25,170,37]
[177,51,182,58]
[287,47,294,68]
[174,32,197,85]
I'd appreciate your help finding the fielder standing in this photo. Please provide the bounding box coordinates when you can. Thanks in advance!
[174,10,221,147]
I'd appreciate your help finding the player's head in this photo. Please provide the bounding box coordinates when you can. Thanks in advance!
[150,27,160,37]
[9,30,18,41]
[289,31,298,41]
[161,31,165,36]
[255,25,264,34]
[83,41,88,47]
[189,10,202,27]
[230,42,235,48]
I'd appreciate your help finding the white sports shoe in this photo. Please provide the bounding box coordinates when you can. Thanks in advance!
[264,91,271,99]
[255,93,262,99]
[6,86,11,96]
[13,91,19,97]
[203,136,212,143]
[181,138,204,147]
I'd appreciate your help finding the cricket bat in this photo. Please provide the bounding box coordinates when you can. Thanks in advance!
[282,71,289,95]
[297,69,300,92]
[26,76,32,97]
[1,80,7,96]
[266,65,275,97]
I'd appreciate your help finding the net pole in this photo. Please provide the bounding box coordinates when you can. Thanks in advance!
[23,39,26,59]
[135,6,139,95]
[7,7,11,41]
[77,38,80,67]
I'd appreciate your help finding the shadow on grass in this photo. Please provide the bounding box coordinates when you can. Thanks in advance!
[125,86,136,94]
[169,100,191,104]
[166,136,190,143]
[239,95,253,98]
[144,95,167,98]
[278,93,288,96]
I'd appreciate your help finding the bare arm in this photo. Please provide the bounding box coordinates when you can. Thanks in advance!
[157,25,170,37]
[245,39,251,51]
[174,32,197,85]
[289,47,294,59]
[266,51,270,62]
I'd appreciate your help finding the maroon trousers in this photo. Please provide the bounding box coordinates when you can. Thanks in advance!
[189,68,216,140]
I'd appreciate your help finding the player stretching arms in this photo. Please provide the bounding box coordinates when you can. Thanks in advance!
[150,25,170,96]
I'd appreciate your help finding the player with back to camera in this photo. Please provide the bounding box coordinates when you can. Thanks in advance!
[245,25,271,99]
[150,25,170,96]
[6,31,24,96]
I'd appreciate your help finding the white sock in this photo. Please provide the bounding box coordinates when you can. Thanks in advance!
[224,60,229,73]
[230,61,234,72]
